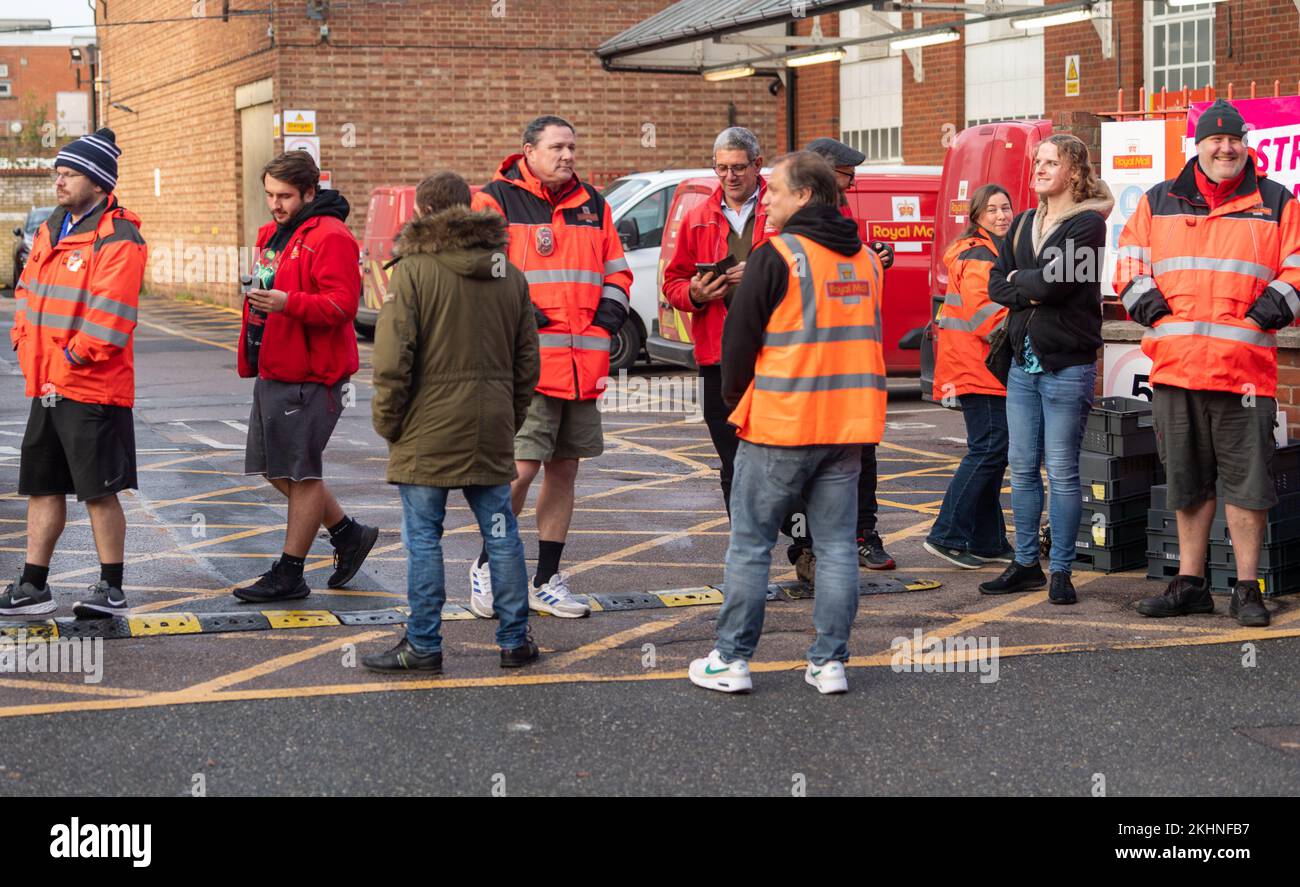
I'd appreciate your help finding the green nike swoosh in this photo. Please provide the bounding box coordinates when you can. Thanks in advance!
[811,669,822,677]
[704,663,733,675]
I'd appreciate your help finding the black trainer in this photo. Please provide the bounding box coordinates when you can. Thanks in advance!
[858,532,896,570]
[327,522,379,589]
[1135,574,1213,618]
[362,634,443,673]
[1229,581,1270,628]
[979,560,1046,595]
[234,561,311,603]
[72,580,127,619]
[501,636,540,668]
[0,580,56,617]
[1048,571,1077,605]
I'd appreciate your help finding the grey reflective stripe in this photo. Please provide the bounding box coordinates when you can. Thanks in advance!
[14,297,25,313]
[1284,254,1300,269]
[573,334,609,351]
[19,280,137,323]
[1268,280,1300,317]
[537,333,573,348]
[1151,255,1274,281]
[1121,275,1156,311]
[1145,321,1277,348]
[942,292,963,310]
[755,372,888,393]
[524,268,603,287]
[599,285,629,309]
[604,257,630,275]
[937,302,1001,334]
[1114,245,1150,262]
[764,325,879,347]
[85,293,137,323]
[780,233,818,332]
[28,311,131,348]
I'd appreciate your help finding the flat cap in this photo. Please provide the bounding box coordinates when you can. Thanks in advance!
[804,137,865,168]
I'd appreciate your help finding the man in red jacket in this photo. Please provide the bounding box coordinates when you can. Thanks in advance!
[234,151,378,602]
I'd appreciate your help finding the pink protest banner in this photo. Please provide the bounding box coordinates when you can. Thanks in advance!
[1188,95,1300,197]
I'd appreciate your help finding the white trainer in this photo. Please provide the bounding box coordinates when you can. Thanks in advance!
[688,649,753,693]
[805,660,848,694]
[528,572,590,618]
[469,558,495,619]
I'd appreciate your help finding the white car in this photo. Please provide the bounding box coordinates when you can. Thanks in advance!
[601,168,713,372]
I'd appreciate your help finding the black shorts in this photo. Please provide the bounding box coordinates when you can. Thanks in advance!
[244,377,347,482]
[18,397,138,501]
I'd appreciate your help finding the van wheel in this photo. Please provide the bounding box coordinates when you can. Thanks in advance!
[609,321,643,374]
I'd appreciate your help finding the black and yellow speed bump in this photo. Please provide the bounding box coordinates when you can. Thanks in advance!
[0,577,942,640]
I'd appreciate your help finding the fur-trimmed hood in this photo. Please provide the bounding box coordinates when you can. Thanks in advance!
[1033,179,1114,253]
[393,206,509,279]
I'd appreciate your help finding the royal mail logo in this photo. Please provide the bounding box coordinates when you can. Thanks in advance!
[65,251,84,273]
[897,203,916,218]
[949,199,971,218]
[826,280,872,304]
[1113,155,1153,170]
[869,222,935,243]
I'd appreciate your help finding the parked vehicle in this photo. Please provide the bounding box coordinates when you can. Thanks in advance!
[648,166,941,375]
[917,119,1054,400]
[9,206,56,293]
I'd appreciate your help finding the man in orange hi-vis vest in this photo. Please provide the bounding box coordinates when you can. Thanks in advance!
[3,128,147,620]
[688,151,887,696]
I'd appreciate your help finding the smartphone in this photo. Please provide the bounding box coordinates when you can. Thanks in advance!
[695,254,738,278]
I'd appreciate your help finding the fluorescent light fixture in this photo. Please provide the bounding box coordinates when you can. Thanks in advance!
[703,65,756,82]
[786,48,846,68]
[1011,7,1095,30]
[889,29,961,51]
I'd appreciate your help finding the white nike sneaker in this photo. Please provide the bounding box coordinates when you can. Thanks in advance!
[469,558,495,619]
[805,660,849,695]
[528,572,590,618]
[689,649,752,693]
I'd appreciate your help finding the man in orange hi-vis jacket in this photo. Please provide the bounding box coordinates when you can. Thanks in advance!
[471,115,632,619]
[3,128,147,620]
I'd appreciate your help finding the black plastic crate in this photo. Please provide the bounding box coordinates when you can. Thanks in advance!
[1080,451,1164,503]
[1146,555,1183,581]
[1086,396,1154,436]
[1081,427,1156,457]
[1081,494,1150,525]
[1272,442,1300,497]
[1075,540,1145,573]
[1213,489,1300,522]
[1151,484,1168,511]
[1147,508,1177,534]
[1208,564,1300,597]
[1208,540,1300,570]
[1210,513,1300,546]
[1076,517,1147,549]
[1146,534,1182,560]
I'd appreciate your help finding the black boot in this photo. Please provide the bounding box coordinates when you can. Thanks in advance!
[979,560,1046,595]
[328,522,379,589]
[1229,581,1270,627]
[1135,574,1213,618]
[1048,571,1077,605]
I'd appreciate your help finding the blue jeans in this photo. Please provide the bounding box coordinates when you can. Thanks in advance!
[927,394,1009,556]
[398,484,529,653]
[716,440,862,665]
[1005,362,1096,574]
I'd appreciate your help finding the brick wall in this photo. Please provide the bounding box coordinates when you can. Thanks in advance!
[789,13,839,150]
[0,45,94,145]
[900,12,964,166]
[1214,0,1300,94]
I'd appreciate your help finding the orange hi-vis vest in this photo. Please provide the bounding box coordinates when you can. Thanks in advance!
[11,193,147,408]
[473,155,633,401]
[728,233,887,447]
[932,230,1008,400]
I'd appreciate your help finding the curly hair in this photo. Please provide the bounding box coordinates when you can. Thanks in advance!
[1036,133,1105,204]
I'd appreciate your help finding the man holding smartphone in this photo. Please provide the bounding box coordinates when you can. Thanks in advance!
[234,150,378,602]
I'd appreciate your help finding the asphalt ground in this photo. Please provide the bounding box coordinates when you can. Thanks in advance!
[0,291,1297,797]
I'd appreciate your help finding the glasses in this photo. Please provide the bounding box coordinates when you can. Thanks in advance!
[714,162,754,177]
[51,171,85,183]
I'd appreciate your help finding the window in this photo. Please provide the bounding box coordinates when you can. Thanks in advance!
[965,0,1044,129]
[839,8,903,163]
[618,185,675,251]
[0,82,12,99]
[1147,0,1214,95]
[0,64,8,78]
[841,126,901,163]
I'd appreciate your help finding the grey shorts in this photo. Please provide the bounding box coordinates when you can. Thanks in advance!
[1152,384,1278,511]
[245,377,347,481]
[514,392,604,462]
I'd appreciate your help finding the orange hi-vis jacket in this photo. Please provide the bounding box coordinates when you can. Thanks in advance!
[472,155,633,401]
[728,233,887,447]
[1115,157,1300,398]
[10,194,147,408]
[932,230,1008,400]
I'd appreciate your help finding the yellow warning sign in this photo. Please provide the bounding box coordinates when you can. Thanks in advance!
[283,109,317,136]
[1065,55,1080,98]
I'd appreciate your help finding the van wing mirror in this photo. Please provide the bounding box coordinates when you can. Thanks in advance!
[616,217,640,250]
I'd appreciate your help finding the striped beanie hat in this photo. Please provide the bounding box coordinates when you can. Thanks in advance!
[55,127,121,192]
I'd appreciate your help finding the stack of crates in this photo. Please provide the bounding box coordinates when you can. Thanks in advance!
[1075,396,1163,573]
[1148,442,1300,597]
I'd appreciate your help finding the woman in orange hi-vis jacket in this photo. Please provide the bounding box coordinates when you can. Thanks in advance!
[924,185,1014,570]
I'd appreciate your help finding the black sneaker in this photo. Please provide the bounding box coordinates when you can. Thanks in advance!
[972,543,1015,564]
[72,580,127,619]
[922,541,983,570]
[362,634,443,673]
[234,561,311,603]
[979,560,1046,595]
[0,580,56,617]
[1229,581,1270,628]
[793,547,817,586]
[858,532,896,570]
[327,522,379,589]
[501,637,540,668]
[1135,574,1213,618]
[1048,571,1077,605]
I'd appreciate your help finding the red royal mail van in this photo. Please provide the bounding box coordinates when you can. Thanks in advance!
[916,119,1054,399]
[356,185,418,338]
[648,165,941,375]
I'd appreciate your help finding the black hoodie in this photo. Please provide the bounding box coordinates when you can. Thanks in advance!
[721,203,863,410]
[265,189,351,254]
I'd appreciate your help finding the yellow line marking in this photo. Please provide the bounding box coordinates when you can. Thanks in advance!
[546,612,693,670]
[877,441,963,461]
[562,516,732,578]
[137,454,219,471]
[133,484,263,510]
[135,318,237,352]
[0,677,149,698]
[172,628,392,698]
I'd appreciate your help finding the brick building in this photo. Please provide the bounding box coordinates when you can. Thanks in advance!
[0,21,96,147]
[94,1,780,303]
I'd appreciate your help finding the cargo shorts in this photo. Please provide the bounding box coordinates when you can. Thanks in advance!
[1152,384,1278,511]
[514,392,604,462]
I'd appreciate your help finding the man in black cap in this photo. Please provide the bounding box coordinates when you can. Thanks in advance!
[796,137,897,577]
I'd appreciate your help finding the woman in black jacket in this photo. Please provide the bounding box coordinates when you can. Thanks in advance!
[981,134,1114,604]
